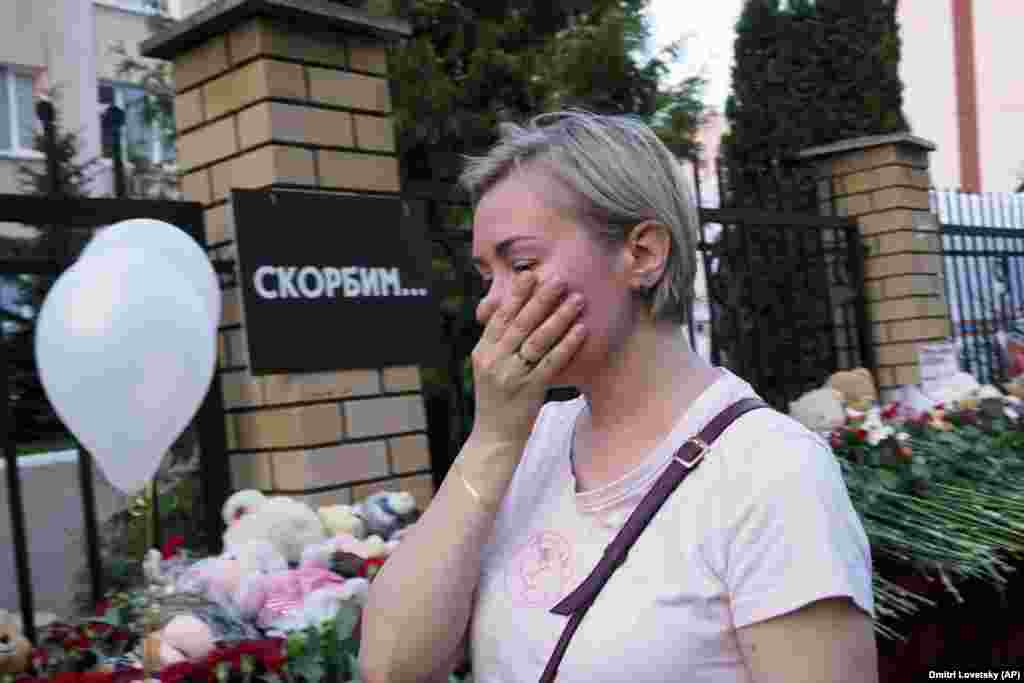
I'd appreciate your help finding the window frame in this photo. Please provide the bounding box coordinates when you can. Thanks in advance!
[0,65,43,159]
[98,79,174,166]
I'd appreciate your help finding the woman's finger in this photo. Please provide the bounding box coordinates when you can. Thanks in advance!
[517,292,585,362]
[529,321,588,382]
[496,276,568,357]
[479,272,536,344]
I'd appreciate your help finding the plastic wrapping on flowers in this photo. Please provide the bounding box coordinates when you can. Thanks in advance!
[830,397,1024,640]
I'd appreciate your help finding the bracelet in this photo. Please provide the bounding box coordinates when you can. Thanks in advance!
[452,460,495,510]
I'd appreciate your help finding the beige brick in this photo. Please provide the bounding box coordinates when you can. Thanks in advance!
[238,102,354,150]
[875,366,894,389]
[908,168,933,190]
[236,407,300,449]
[390,434,431,474]
[865,252,943,280]
[351,476,405,503]
[274,441,390,489]
[225,414,239,450]
[865,144,930,170]
[842,170,875,196]
[884,274,942,299]
[175,89,204,132]
[878,164,917,189]
[344,396,427,439]
[231,452,272,489]
[180,169,212,205]
[297,402,344,444]
[353,114,395,152]
[318,151,400,191]
[857,209,916,237]
[349,40,388,75]
[308,67,391,112]
[218,332,229,367]
[865,280,883,302]
[890,364,920,386]
[888,318,952,343]
[876,342,922,367]
[837,193,872,217]
[382,366,421,392]
[297,488,353,509]
[216,59,307,111]
[177,117,238,173]
[262,369,380,404]
[870,297,949,322]
[831,150,870,176]
[873,186,931,211]
[227,17,267,65]
[221,327,249,367]
[210,146,316,201]
[872,230,915,256]
[221,287,243,326]
[205,203,233,244]
[266,22,347,68]
[221,372,265,409]
[174,36,230,92]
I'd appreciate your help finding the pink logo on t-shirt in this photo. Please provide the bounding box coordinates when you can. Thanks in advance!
[505,530,575,608]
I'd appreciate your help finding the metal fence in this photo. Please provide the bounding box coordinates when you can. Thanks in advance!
[934,190,1024,385]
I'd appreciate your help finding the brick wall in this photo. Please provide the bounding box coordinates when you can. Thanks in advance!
[801,134,953,394]
[170,13,434,511]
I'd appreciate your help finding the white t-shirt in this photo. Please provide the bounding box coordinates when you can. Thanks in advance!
[470,369,873,683]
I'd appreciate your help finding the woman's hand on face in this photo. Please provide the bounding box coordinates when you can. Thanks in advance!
[470,272,587,449]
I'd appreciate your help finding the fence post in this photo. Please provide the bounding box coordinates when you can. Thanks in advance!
[0,332,37,645]
[800,133,952,399]
[101,104,127,199]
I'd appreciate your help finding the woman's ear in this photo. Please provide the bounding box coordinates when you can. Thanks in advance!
[625,220,671,291]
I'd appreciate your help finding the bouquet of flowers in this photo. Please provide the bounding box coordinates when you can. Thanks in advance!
[829,395,1024,640]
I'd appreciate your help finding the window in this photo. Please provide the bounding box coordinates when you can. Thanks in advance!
[99,82,175,165]
[0,66,39,155]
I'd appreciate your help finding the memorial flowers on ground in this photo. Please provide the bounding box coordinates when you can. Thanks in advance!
[791,369,1024,640]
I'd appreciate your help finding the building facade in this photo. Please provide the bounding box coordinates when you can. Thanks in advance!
[898,0,1024,193]
[0,0,178,198]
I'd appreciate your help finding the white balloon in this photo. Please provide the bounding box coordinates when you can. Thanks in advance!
[34,246,217,494]
[82,218,221,329]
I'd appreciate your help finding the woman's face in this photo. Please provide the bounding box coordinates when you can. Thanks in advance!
[471,168,638,387]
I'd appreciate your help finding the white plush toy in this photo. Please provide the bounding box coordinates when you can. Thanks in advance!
[788,386,847,433]
[354,491,419,540]
[318,504,368,539]
[223,495,327,565]
[925,371,982,407]
[222,489,270,527]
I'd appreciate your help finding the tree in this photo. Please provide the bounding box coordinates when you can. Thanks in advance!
[707,0,910,406]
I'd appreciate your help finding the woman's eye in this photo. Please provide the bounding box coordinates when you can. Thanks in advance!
[512,261,535,273]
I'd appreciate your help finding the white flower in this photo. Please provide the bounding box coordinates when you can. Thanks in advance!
[860,407,894,446]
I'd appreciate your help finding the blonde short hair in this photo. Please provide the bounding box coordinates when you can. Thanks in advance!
[459,110,699,325]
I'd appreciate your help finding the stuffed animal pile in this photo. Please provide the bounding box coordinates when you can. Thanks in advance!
[137,488,421,668]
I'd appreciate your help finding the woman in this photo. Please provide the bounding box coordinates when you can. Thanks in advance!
[360,111,877,682]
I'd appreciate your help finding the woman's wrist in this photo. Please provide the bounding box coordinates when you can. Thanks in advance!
[451,435,523,509]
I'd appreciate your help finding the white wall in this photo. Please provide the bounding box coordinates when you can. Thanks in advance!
[897,0,959,190]
[974,1,1024,192]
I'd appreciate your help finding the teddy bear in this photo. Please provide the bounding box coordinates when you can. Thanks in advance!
[352,491,420,541]
[788,386,846,433]
[0,610,33,676]
[318,504,368,539]
[301,533,398,583]
[827,368,879,412]
[222,490,270,527]
[222,493,326,566]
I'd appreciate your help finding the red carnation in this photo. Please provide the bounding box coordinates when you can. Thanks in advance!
[855,428,868,442]
[262,653,287,673]
[360,557,387,580]
[162,535,187,560]
[81,671,115,683]
[160,661,199,683]
[94,600,112,617]
[881,403,900,420]
[53,672,82,683]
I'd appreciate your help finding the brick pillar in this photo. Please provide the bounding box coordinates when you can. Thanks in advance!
[799,133,954,397]
[141,2,436,510]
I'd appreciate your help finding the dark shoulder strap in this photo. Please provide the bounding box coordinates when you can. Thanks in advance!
[538,397,770,683]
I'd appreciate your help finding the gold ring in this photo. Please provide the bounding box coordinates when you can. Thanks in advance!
[516,349,538,367]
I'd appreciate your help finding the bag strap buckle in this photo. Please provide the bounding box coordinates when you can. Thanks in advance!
[673,437,709,469]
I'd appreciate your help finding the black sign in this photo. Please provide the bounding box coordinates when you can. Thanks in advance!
[231,189,438,374]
